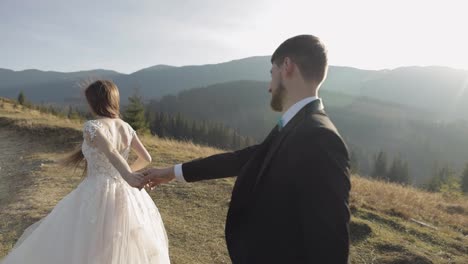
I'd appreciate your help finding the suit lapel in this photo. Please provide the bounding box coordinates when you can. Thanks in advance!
[253,99,325,188]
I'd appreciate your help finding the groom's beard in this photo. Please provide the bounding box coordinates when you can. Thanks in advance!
[270,81,286,112]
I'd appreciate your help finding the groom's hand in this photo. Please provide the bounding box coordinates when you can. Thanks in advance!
[142,167,176,190]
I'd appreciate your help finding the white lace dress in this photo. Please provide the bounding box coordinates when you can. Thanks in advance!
[1,120,170,264]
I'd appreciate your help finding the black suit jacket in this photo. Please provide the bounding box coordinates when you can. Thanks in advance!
[182,100,351,264]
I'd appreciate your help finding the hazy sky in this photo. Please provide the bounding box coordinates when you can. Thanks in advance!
[1,0,467,73]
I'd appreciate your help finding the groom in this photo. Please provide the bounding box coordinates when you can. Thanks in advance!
[143,35,351,263]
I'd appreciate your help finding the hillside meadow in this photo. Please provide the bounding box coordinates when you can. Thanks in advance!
[0,98,467,263]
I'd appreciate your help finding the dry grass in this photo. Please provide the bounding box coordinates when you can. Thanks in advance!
[351,176,468,233]
[0,99,82,129]
[1,98,467,263]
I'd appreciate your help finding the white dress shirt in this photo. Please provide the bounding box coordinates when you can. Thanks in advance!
[174,96,323,182]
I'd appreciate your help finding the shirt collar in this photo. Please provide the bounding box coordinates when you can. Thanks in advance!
[281,97,322,127]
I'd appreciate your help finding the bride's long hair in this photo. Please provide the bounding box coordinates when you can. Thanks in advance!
[62,80,121,173]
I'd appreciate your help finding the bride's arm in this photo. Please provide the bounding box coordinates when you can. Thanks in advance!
[84,126,145,189]
[129,134,152,172]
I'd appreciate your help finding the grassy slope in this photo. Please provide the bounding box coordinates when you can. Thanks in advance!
[0,98,467,264]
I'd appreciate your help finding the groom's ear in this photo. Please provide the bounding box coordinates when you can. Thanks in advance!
[283,57,295,78]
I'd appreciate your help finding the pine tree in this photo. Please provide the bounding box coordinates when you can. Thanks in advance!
[17,91,25,105]
[387,156,411,184]
[349,150,360,174]
[426,164,458,193]
[371,151,388,180]
[427,165,445,192]
[147,110,258,150]
[461,162,468,193]
[399,161,410,184]
[387,157,400,183]
[231,130,240,150]
[123,94,148,131]
[67,106,80,119]
[48,105,58,115]
[191,122,199,142]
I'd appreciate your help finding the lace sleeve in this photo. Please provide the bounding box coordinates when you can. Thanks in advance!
[83,120,104,145]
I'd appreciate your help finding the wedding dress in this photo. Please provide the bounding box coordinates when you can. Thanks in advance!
[1,119,170,264]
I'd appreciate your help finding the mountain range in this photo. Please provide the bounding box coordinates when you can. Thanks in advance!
[2,57,468,183]
[1,57,467,121]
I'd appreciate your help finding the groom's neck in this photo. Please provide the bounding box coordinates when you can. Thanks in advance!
[281,90,318,115]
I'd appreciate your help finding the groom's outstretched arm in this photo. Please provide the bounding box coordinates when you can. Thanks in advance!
[180,144,260,182]
[143,143,262,188]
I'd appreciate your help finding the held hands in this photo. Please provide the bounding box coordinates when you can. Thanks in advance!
[122,167,175,191]
[122,172,146,190]
[141,167,176,190]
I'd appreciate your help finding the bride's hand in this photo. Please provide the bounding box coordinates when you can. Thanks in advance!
[123,172,146,190]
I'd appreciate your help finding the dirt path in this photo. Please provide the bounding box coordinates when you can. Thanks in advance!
[0,129,38,206]
[0,127,78,256]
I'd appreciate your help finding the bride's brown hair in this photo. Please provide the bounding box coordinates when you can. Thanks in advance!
[61,80,121,172]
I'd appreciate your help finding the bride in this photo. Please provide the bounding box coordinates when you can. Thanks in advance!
[1,80,170,263]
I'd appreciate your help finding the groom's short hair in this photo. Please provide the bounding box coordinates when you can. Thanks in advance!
[271,35,328,84]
